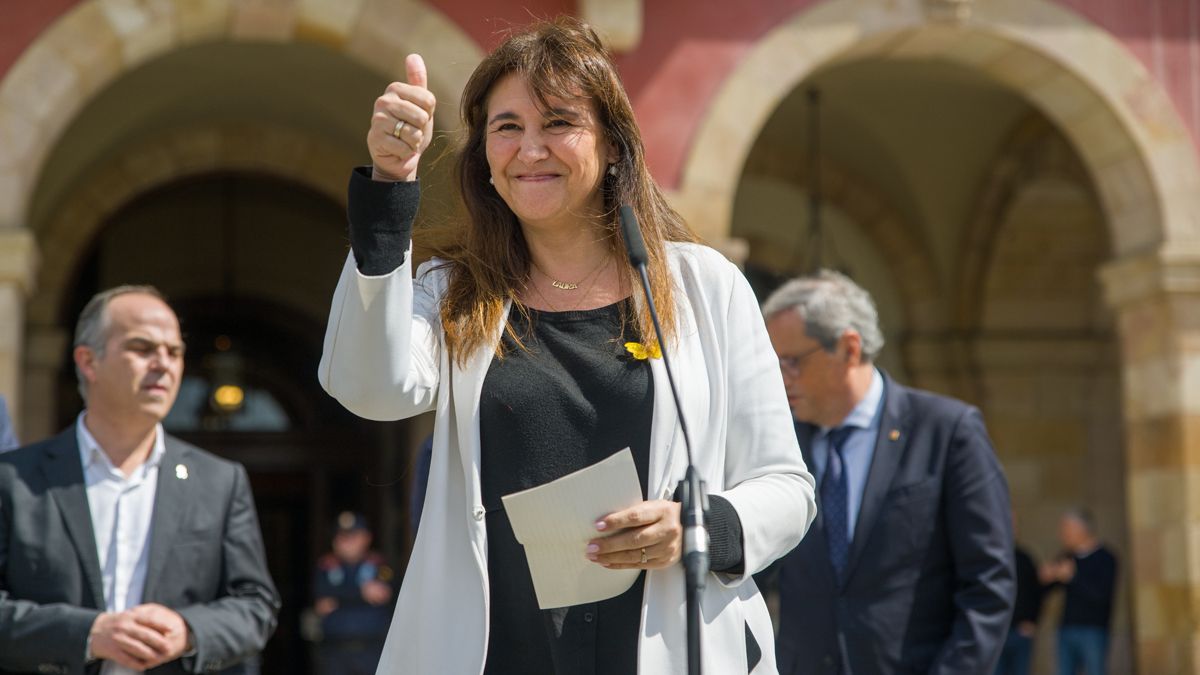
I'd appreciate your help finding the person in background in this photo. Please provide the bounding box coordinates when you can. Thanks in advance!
[0,394,18,452]
[0,285,279,674]
[1040,508,1117,675]
[995,512,1044,675]
[763,270,1015,675]
[313,512,395,675]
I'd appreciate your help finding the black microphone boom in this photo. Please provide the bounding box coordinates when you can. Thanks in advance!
[619,204,649,267]
[618,205,708,675]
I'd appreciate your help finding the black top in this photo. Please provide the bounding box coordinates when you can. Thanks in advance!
[480,301,652,674]
[1011,546,1043,627]
[1059,546,1118,630]
[344,166,747,673]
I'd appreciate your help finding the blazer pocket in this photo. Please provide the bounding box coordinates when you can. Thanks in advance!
[174,518,223,545]
[172,537,213,548]
[884,477,940,505]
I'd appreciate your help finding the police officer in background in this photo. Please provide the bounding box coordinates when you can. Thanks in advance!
[313,512,395,675]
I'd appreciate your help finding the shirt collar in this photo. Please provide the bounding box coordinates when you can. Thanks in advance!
[823,368,884,434]
[76,411,167,474]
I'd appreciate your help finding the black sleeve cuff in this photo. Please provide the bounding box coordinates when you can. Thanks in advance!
[347,166,420,276]
[706,494,745,574]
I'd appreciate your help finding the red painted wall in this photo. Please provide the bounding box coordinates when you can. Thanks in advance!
[425,0,574,51]
[614,0,821,186]
[1057,0,1200,162]
[0,0,1197,189]
[0,0,80,80]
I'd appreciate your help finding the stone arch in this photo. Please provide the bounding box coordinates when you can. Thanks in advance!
[740,153,942,332]
[678,0,1200,259]
[955,112,1105,332]
[19,121,358,438]
[0,0,482,230]
[26,123,356,328]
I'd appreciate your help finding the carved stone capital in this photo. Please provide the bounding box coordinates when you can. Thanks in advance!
[0,228,38,295]
[1099,244,1200,310]
[579,0,642,52]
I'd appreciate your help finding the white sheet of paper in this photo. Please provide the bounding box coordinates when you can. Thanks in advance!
[501,448,644,609]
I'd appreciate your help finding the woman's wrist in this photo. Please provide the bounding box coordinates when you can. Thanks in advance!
[371,165,415,182]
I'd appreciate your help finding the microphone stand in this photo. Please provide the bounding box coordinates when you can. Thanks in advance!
[619,205,708,675]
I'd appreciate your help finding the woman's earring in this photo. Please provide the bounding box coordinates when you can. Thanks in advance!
[607,164,617,177]
[489,176,494,185]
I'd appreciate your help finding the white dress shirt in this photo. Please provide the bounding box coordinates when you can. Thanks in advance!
[77,413,165,675]
[809,368,885,540]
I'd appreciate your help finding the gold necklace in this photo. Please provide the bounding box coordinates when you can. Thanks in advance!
[531,255,609,292]
[526,256,612,312]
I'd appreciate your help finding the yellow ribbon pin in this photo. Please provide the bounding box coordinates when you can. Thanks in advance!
[624,341,662,360]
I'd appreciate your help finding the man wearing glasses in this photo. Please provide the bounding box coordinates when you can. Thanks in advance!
[763,270,1015,675]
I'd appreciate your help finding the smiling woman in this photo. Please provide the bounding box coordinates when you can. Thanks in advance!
[319,16,816,675]
[483,74,615,235]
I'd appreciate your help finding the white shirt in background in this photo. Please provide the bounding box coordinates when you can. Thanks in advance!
[77,413,166,675]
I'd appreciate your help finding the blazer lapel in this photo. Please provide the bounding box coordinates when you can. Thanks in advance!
[844,372,910,583]
[452,301,512,511]
[41,428,105,610]
[142,437,188,601]
[646,355,681,501]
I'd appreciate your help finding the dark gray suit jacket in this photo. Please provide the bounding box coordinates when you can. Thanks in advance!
[775,372,1015,675]
[0,427,280,674]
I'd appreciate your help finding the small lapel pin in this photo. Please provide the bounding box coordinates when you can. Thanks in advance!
[888,429,901,442]
[175,464,189,480]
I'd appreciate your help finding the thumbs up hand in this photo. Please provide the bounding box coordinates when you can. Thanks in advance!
[369,54,436,182]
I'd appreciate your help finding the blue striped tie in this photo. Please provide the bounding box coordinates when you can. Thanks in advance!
[821,426,853,585]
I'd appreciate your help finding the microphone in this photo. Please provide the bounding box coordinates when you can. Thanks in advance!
[619,205,649,267]
[619,205,708,675]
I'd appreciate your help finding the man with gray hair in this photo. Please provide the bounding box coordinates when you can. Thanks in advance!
[764,270,1015,675]
[0,285,279,674]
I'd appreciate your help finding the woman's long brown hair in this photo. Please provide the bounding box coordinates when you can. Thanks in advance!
[432,16,698,366]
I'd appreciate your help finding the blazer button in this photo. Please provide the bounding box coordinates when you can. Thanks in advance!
[473,506,486,521]
[823,655,835,669]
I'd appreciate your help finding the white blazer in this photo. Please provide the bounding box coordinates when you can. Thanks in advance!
[319,241,816,674]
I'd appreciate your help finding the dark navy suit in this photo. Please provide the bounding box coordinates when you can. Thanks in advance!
[775,371,1015,675]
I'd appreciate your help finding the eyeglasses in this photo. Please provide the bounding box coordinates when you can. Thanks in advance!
[777,345,826,376]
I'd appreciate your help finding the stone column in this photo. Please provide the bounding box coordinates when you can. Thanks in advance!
[579,0,642,52]
[1100,246,1200,674]
[0,228,37,432]
[21,325,69,441]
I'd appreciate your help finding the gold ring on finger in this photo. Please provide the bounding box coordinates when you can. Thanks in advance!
[392,119,407,139]
[640,548,648,564]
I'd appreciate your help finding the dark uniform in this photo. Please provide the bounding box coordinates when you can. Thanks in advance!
[313,519,395,675]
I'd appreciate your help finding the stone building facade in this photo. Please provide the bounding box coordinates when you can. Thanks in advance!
[1,0,1197,671]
